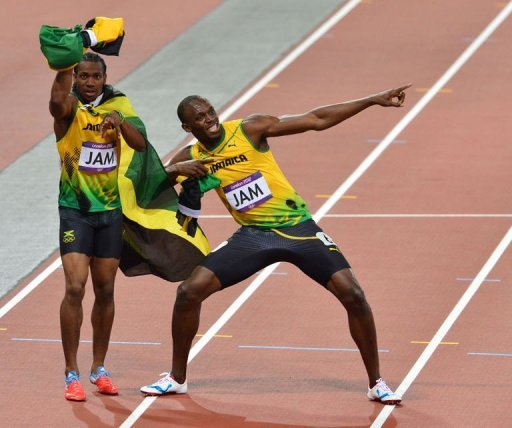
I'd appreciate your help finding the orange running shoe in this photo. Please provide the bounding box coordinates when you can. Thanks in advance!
[89,366,119,395]
[65,371,86,401]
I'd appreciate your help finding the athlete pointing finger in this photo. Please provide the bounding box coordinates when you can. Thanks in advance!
[142,85,412,404]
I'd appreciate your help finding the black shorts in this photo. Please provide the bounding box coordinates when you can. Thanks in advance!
[201,219,351,288]
[59,206,123,258]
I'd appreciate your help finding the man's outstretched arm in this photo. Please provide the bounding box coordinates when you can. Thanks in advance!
[243,84,412,143]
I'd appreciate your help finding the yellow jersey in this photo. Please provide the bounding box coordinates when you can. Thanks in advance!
[57,90,135,212]
[189,119,311,228]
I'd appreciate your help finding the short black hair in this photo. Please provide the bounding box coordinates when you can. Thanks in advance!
[74,52,107,74]
[177,95,206,123]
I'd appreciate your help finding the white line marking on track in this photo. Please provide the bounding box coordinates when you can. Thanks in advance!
[11,338,161,345]
[0,258,61,319]
[372,226,512,427]
[456,277,501,283]
[198,213,512,219]
[371,2,512,424]
[468,352,512,357]
[239,345,389,352]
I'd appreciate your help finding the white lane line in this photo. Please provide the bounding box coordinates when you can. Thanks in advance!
[198,213,512,219]
[468,352,512,357]
[238,345,389,352]
[0,258,61,319]
[372,226,512,427]
[11,338,161,345]
[322,214,512,218]
[370,3,512,425]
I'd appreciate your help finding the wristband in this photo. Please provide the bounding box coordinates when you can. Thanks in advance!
[80,29,98,47]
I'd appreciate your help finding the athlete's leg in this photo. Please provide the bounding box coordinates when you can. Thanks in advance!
[89,256,119,371]
[326,268,380,387]
[170,226,273,383]
[60,252,90,375]
[171,266,222,383]
[89,207,123,372]
[283,221,381,386]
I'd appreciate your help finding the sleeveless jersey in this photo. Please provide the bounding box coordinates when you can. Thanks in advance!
[189,119,312,228]
[57,99,121,212]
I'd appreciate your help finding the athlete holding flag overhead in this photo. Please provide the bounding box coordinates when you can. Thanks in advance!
[41,18,211,401]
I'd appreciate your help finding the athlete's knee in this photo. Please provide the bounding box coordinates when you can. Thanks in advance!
[176,280,207,307]
[175,284,198,308]
[93,282,115,305]
[328,269,368,309]
[92,275,115,305]
[64,280,86,304]
[345,286,368,311]
[175,268,220,307]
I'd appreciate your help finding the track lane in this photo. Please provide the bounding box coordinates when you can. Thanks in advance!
[1,1,511,426]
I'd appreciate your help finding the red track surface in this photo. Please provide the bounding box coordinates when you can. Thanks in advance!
[1,1,511,427]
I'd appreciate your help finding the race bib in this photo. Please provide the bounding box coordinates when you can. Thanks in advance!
[223,171,272,212]
[78,141,117,173]
[316,231,337,247]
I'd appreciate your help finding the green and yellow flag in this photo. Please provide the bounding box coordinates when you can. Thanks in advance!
[40,17,125,70]
[118,141,211,282]
[94,89,211,282]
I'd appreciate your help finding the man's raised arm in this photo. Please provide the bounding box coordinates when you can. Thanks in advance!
[49,69,75,120]
[243,84,411,143]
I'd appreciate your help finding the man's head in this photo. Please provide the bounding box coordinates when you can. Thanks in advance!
[178,96,222,144]
[73,52,107,103]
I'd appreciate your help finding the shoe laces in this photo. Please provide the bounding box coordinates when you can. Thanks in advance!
[153,372,173,386]
[95,366,111,377]
[66,370,80,385]
[374,378,392,392]
[91,366,112,381]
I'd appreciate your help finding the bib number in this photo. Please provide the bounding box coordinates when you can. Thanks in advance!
[223,171,272,212]
[78,141,117,173]
[316,232,337,247]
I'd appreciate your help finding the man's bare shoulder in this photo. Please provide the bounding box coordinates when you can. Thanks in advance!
[241,114,279,138]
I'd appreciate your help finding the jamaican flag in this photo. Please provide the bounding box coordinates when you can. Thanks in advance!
[93,88,211,282]
[40,17,125,71]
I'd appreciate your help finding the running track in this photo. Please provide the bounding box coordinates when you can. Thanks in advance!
[1,1,511,427]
